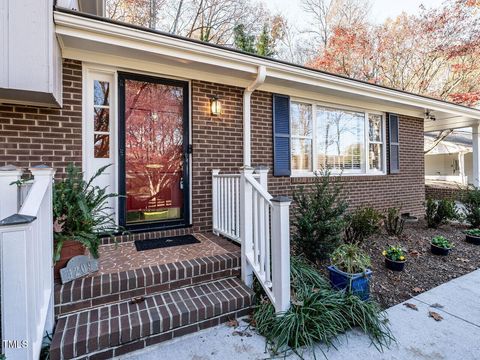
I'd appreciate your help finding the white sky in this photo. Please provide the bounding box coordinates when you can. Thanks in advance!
[264,0,445,24]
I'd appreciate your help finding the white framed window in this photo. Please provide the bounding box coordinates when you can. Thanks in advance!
[290,100,386,176]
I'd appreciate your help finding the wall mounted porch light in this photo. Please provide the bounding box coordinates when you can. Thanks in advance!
[210,96,222,116]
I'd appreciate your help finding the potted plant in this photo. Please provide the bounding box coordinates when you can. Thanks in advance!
[383,245,406,271]
[328,243,372,300]
[431,235,453,255]
[53,164,120,278]
[464,229,480,245]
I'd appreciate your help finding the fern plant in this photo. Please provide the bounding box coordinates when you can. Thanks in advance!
[53,164,120,261]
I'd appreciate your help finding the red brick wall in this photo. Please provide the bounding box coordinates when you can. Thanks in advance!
[189,81,425,233]
[0,64,425,234]
[0,59,82,177]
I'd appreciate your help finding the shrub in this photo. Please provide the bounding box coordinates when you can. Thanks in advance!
[384,207,405,236]
[431,236,453,249]
[53,164,120,261]
[292,171,348,262]
[382,245,406,262]
[461,186,480,228]
[425,198,458,228]
[331,243,371,274]
[344,207,383,243]
[253,257,394,356]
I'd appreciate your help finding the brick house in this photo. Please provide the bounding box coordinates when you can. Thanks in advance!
[2,1,480,359]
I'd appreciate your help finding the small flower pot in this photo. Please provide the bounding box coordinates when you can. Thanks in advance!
[54,240,85,281]
[431,244,451,256]
[465,233,480,245]
[385,257,406,271]
[328,265,372,301]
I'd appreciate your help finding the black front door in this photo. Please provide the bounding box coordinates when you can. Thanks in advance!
[118,73,190,231]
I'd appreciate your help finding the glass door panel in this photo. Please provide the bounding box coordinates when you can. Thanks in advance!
[121,76,187,227]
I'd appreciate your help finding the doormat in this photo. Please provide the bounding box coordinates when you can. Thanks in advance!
[134,234,200,251]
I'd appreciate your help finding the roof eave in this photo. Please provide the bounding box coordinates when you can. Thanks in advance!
[54,10,480,123]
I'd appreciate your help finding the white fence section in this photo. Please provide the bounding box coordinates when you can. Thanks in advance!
[0,165,56,360]
[212,167,291,314]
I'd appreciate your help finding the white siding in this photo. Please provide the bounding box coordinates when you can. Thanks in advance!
[0,0,62,107]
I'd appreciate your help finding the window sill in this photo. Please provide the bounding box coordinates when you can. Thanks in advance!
[290,171,389,184]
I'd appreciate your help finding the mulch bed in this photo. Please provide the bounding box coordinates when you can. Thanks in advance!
[360,219,480,308]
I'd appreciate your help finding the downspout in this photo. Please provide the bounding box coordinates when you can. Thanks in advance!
[243,66,267,167]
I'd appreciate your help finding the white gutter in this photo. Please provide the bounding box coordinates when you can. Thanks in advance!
[243,66,267,167]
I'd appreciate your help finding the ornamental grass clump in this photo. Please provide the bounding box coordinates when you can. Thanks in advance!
[331,243,371,274]
[253,257,394,358]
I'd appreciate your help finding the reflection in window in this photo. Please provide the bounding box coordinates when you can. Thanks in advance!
[291,102,312,171]
[290,101,385,175]
[94,81,110,106]
[94,134,109,158]
[316,107,364,172]
[369,114,384,171]
[94,108,110,132]
[93,80,110,158]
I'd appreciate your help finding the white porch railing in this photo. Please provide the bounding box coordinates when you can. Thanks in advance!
[212,168,268,243]
[0,165,56,360]
[212,167,291,313]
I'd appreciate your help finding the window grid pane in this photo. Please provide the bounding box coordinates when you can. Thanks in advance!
[316,107,365,172]
[93,80,110,158]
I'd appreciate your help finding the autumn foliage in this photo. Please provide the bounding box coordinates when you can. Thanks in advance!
[308,0,480,107]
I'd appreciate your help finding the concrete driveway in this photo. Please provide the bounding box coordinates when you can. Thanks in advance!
[119,269,480,360]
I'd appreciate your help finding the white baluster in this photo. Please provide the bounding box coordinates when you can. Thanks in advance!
[254,166,269,191]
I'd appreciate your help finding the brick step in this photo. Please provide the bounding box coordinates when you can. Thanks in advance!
[50,277,253,360]
[54,252,241,316]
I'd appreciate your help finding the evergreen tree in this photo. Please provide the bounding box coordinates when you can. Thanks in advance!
[256,24,275,57]
[233,24,256,54]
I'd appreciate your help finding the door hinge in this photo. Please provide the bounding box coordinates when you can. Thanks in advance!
[188,144,193,154]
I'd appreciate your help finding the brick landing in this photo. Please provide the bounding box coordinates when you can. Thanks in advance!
[96,233,236,274]
[51,232,249,359]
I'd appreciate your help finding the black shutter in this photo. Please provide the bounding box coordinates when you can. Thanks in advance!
[388,113,400,173]
[273,94,291,176]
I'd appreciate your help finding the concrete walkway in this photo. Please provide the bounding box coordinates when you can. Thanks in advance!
[119,270,480,360]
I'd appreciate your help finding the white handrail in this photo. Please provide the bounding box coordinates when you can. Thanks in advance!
[0,166,55,360]
[240,167,291,314]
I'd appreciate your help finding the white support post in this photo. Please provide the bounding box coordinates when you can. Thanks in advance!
[28,165,56,335]
[473,125,480,187]
[271,196,291,314]
[254,166,269,191]
[0,165,23,219]
[239,166,254,287]
[458,152,466,186]
[212,169,220,235]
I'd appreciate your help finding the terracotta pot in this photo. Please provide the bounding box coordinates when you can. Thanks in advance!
[54,240,85,280]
